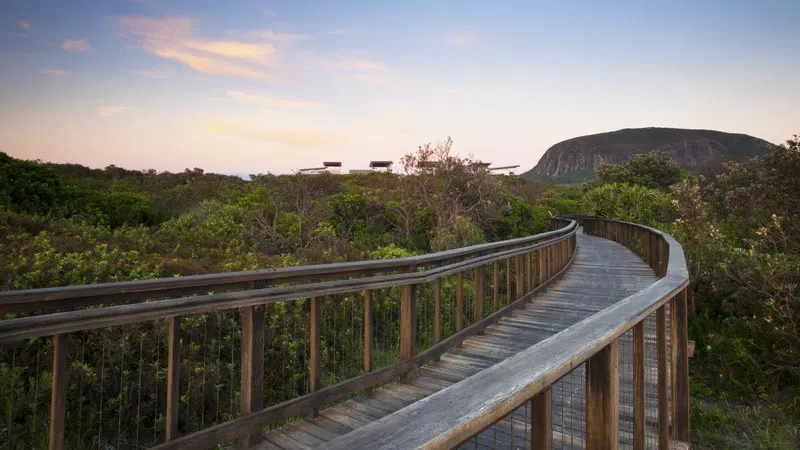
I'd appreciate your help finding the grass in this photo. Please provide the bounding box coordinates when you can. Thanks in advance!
[691,396,799,449]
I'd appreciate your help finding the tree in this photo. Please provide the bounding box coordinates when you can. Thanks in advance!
[400,137,505,233]
[594,152,683,190]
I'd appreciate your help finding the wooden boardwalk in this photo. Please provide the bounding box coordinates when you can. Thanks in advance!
[255,230,661,450]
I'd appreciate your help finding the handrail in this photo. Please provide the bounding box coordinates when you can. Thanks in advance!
[318,217,691,449]
[151,234,581,450]
[0,222,575,314]
[0,219,580,450]
[0,229,577,343]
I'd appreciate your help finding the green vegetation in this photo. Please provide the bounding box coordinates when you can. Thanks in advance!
[0,140,579,448]
[1,132,797,449]
[581,137,800,449]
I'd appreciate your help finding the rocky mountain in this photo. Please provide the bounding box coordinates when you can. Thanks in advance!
[523,127,776,183]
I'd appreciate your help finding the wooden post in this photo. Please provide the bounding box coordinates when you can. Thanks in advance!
[657,305,669,450]
[530,388,552,450]
[48,334,68,450]
[433,279,441,345]
[166,316,180,441]
[586,341,619,450]
[492,262,500,312]
[241,305,265,413]
[364,290,373,375]
[241,304,265,447]
[473,266,484,323]
[310,297,321,417]
[505,258,512,305]
[400,284,417,358]
[456,273,463,332]
[633,322,646,450]
[673,289,690,441]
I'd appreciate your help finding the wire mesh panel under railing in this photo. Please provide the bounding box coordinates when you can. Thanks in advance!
[452,306,671,450]
[313,217,688,450]
[0,222,579,450]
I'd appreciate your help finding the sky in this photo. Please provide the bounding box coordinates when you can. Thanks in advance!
[1,0,798,175]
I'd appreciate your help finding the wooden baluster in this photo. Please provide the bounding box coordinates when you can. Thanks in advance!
[492,262,500,312]
[473,266,484,323]
[310,297,321,417]
[670,298,678,440]
[400,284,417,358]
[514,255,524,300]
[527,251,534,290]
[530,388,552,450]
[673,289,691,442]
[456,273,463,331]
[166,316,181,441]
[553,241,559,271]
[364,290,373,375]
[538,248,546,284]
[554,241,560,271]
[657,305,669,449]
[433,279,442,345]
[48,334,68,450]
[586,341,619,450]
[633,322,646,450]
[505,258,512,305]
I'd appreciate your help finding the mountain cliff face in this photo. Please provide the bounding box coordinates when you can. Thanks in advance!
[523,127,776,182]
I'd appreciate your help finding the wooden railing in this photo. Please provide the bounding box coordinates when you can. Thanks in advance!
[0,220,578,450]
[320,217,691,449]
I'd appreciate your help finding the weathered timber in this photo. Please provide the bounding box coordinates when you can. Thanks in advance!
[0,223,576,314]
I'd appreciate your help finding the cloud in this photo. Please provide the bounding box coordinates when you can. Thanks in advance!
[17,20,30,30]
[62,39,91,52]
[295,50,390,73]
[117,16,294,81]
[294,50,396,88]
[345,73,397,88]
[139,69,167,78]
[204,120,342,148]
[251,30,309,43]
[329,27,352,36]
[227,91,322,109]
[97,106,128,118]
[40,69,66,77]
[444,29,482,48]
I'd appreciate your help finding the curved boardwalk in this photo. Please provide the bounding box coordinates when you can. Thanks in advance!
[256,230,660,450]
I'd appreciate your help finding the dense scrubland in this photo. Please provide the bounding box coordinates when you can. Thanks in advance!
[1,135,798,448]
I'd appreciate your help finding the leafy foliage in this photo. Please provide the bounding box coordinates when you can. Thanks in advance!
[591,151,684,191]
[593,137,800,445]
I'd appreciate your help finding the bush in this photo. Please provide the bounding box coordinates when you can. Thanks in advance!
[582,182,676,225]
[430,216,485,251]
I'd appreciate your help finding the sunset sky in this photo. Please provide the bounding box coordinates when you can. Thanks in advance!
[1,0,798,175]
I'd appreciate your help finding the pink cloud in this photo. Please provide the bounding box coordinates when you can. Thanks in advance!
[62,39,91,52]
[117,16,290,81]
